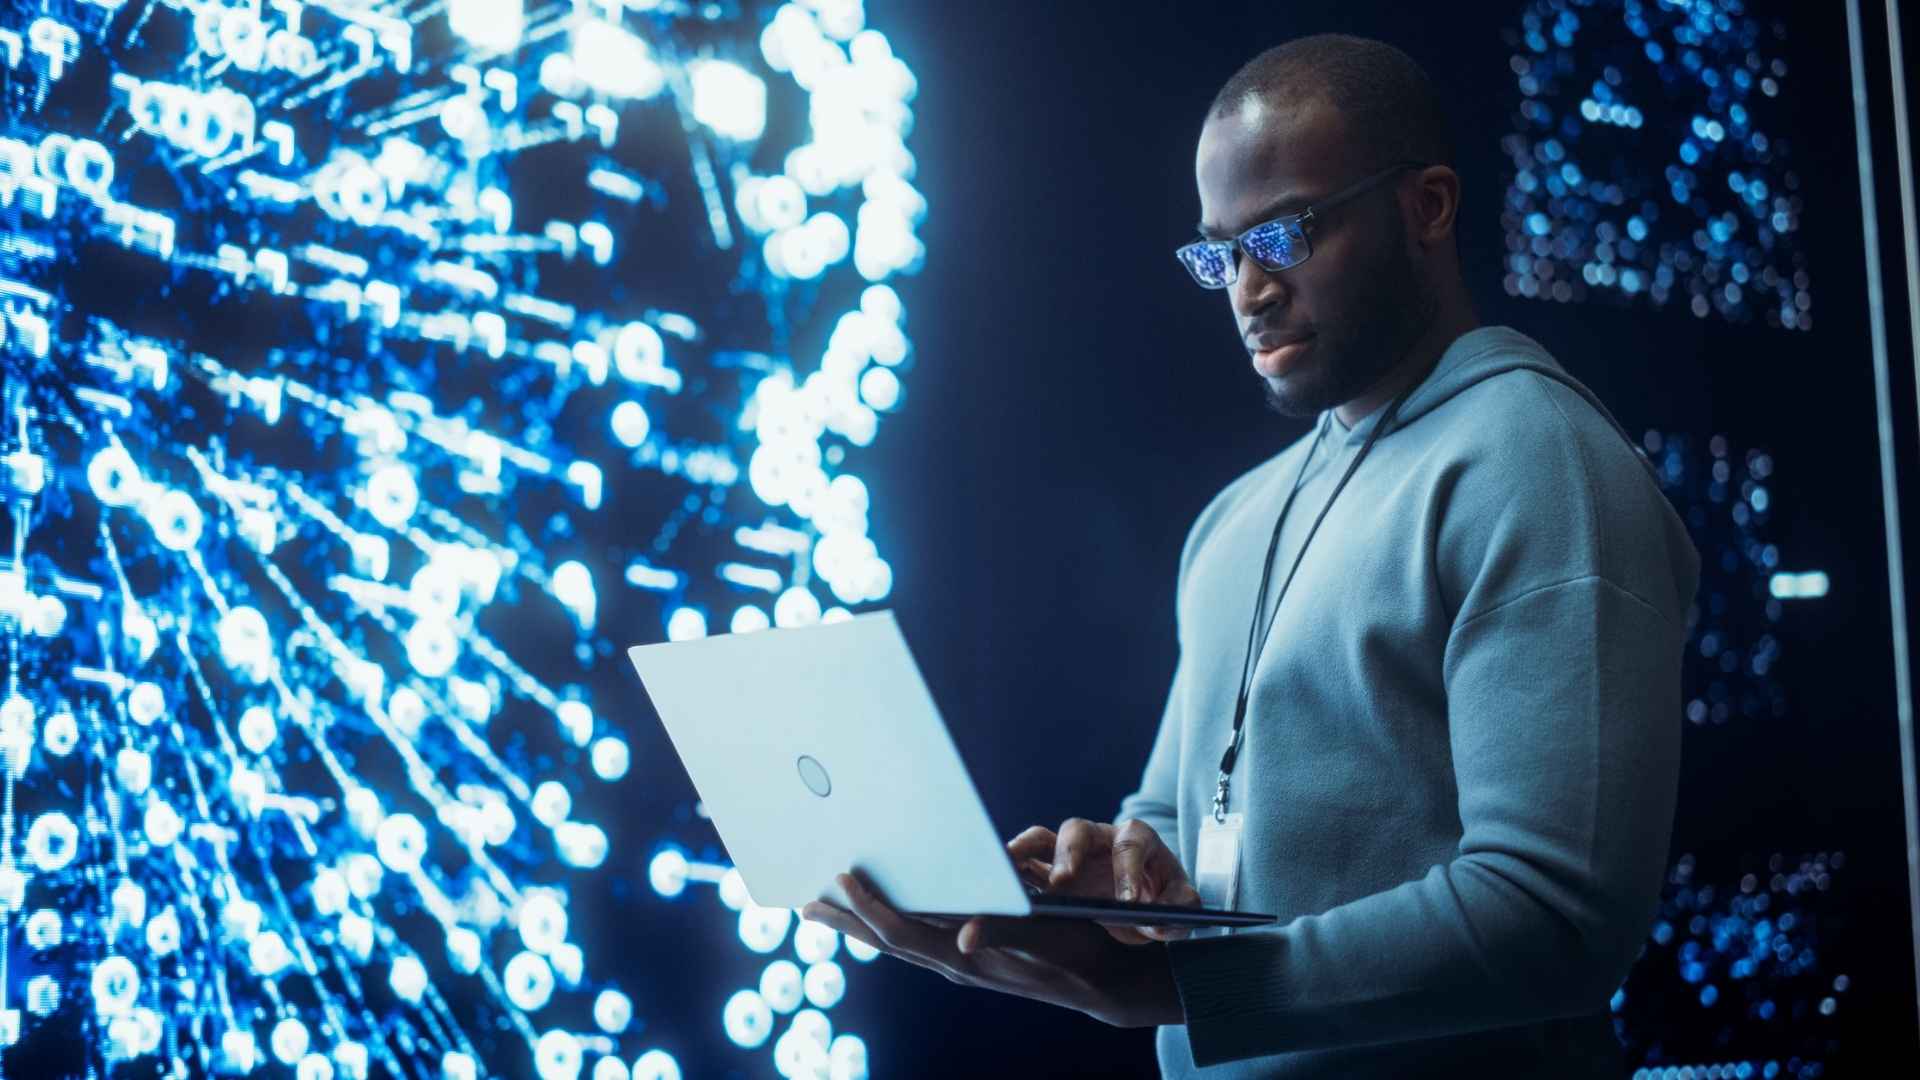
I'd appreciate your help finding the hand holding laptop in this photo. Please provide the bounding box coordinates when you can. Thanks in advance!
[799,867,1188,1030]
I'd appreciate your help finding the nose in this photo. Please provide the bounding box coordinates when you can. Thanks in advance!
[1230,252,1288,320]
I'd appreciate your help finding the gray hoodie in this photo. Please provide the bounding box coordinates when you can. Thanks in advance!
[1118,325,1701,1077]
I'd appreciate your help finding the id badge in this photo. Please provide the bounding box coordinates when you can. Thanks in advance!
[1192,812,1244,934]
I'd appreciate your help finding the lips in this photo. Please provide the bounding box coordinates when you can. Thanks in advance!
[1248,332,1315,378]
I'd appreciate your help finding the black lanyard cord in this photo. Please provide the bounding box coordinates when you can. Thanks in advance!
[1212,380,1422,822]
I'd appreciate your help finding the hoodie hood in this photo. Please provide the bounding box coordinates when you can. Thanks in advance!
[1333,325,1656,480]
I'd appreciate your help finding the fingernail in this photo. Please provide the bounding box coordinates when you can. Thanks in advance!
[1118,881,1134,901]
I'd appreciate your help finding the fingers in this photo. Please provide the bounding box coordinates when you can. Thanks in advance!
[1006,827,1057,891]
[1005,825,1058,862]
[1111,818,1185,904]
[1051,818,1109,885]
[800,900,888,955]
[835,872,947,958]
[956,915,1041,955]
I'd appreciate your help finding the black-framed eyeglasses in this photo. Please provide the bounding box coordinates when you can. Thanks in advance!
[1174,161,1427,289]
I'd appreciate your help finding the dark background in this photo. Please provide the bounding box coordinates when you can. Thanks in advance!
[664,1,1920,1075]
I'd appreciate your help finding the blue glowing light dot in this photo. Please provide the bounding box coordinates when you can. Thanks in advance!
[723,990,776,1049]
[761,959,806,1013]
[633,1049,683,1080]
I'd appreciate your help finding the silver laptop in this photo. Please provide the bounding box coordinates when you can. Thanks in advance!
[627,610,1273,928]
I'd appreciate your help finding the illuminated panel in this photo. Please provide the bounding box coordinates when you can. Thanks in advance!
[1500,0,1812,329]
[1614,431,1842,1077]
[0,0,919,1076]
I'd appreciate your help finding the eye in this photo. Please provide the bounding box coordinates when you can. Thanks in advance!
[1241,218,1305,268]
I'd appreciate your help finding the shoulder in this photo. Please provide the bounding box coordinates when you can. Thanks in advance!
[1416,368,1693,625]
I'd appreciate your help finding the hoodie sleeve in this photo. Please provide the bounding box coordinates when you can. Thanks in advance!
[1164,374,1700,1065]
[1115,652,1186,859]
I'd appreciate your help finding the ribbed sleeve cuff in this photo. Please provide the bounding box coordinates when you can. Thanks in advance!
[1167,932,1289,1067]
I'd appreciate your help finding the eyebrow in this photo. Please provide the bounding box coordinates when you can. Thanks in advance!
[1196,191,1308,240]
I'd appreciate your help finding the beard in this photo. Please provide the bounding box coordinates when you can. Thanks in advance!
[1260,214,1434,419]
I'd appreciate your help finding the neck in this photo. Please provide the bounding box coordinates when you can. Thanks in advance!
[1333,295,1480,429]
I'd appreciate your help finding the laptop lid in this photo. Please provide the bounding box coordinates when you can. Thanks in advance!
[627,611,1034,917]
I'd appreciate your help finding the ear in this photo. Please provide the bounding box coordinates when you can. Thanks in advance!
[1405,164,1462,250]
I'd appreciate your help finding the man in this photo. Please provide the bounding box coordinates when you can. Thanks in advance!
[801,33,1701,1077]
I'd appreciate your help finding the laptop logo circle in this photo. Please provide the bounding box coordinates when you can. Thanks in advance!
[796,755,832,798]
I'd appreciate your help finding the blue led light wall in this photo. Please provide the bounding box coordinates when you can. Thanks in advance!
[1501,0,1812,329]
[0,0,921,1076]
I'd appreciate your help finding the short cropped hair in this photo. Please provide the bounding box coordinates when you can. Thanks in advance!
[1210,34,1456,169]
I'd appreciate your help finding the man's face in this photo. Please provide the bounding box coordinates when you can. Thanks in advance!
[1195,98,1428,418]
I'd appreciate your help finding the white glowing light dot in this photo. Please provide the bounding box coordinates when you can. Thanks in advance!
[723,989,775,1049]
[405,619,459,678]
[449,0,523,52]
[731,605,771,634]
[375,813,427,871]
[346,786,384,838]
[345,853,384,899]
[829,1034,869,1080]
[843,936,880,963]
[571,22,664,99]
[793,1008,833,1047]
[551,942,585,986]
[217,605,274,683]
[389,955,428,1003]
[535,1031,583,1080]
[442,1052,478,1080]
[150,488,205,550]
[222,897,263,941]
[26,812,79,872]
[91,956,139,1016]
[504,951,555,1011]
[857,366,900,411]
[667,606,709,640]
[760,960,804,1013]
[591,1059,628,1080]
[127,681,166,725]
[719,868,751,911]
[774,587,823,628]
[446,927,483,975]
[795,920,840,965]
[593,988,633,1034]
[26,974,60,1016]
[112,879,147,930]
[114,747,152,797]
[250,930,291,976]
[649,850,689,898]
[632,1049,682,1080]
[611,400,652,447]
[556,699,594,747]
[271,1019,310,1065]
[739,904,793,954]
[42,709,78,756]
[25,909,62,949]
[297,1052,335,1080]
[591,736,630,780]
[532,780,572,826]
[88,445,142,506]
[146,908,181,956]
[364,464,419,528]
[335,1042,370,1080]
[551,560,596,626]
[805,961,846,1008]
[143,799,184,848]
[223,1031,260,1074]
[519,893,570,954]
[690,59,767,141]
[238,705,277,754]
[555,821,607,869]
